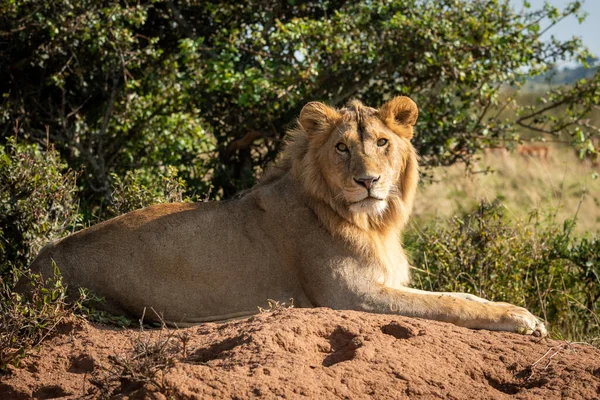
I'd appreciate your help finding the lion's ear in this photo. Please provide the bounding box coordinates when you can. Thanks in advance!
[379,96,418,139]
[299,102,341,136]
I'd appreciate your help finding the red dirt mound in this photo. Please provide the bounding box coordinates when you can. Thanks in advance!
[1,308,599,399]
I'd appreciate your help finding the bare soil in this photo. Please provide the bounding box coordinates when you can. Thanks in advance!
[1,308,599,399]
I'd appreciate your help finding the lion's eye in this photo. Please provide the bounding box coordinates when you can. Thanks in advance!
[377,138,389,147]
[336,143,349,152]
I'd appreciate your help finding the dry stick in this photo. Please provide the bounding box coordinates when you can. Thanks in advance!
[528,341,600,380]
[564,187,587,240]
[14,119,19,142]
[139,306,146,332]
[148,308,178,392]
[472,135,570,144]
[535,273,554,325]
[45,125,50,151]
[102,307,177,393]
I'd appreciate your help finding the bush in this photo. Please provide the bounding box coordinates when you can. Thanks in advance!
[0,138,80,276]
[0,136,198,273]
[0,137,139,373]
[406,200,600,342]
[104,166,193,220]
[0,263,91,372]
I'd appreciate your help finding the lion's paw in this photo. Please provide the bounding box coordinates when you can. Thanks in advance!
[495,302,547,337]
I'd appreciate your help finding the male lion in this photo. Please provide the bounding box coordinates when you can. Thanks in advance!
[28,97,546,336]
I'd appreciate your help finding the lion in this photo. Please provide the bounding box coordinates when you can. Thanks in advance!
[27,96,546,336]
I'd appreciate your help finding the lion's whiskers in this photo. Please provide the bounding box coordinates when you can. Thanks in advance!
[387,184,401,197]
[333,191,347,202]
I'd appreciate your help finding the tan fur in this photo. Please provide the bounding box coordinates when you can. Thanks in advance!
[518,144,551,161]
[28,97,546,335]
[483,146,509,157]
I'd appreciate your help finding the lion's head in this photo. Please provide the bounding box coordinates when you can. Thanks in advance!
[281,96,420,232]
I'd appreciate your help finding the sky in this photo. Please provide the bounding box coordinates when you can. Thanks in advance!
[510,0,600,59]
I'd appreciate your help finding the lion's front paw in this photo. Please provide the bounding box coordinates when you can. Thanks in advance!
[495,302,547,337]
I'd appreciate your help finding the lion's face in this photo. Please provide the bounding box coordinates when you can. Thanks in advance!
[298,97,418,217]
[318,118,408,215]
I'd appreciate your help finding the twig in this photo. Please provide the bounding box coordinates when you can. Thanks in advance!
[564,187,586,240]
[14,119,19,142]
[527,341,600,380]
[139,307,146,332]
[225,130,266,159]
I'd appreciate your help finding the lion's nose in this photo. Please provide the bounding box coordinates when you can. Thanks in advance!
[354,175,380,190]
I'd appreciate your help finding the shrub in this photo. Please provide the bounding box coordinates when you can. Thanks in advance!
[0,138,80,276]
[0,136,196,273]
[103,165,195,220]
[406,200,600,342]
[550,226,600,338]
[0,138,134,373]
[0,263,91,372]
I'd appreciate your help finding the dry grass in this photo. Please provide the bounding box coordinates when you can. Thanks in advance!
[89,308,185,398]
[413,146,600,234]
[257,298,295,313]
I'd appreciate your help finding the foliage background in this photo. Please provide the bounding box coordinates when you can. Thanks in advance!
[0,0,599,349]
[2,0,598,209]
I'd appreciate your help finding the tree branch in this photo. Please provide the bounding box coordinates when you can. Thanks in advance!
[225,130,266,160]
